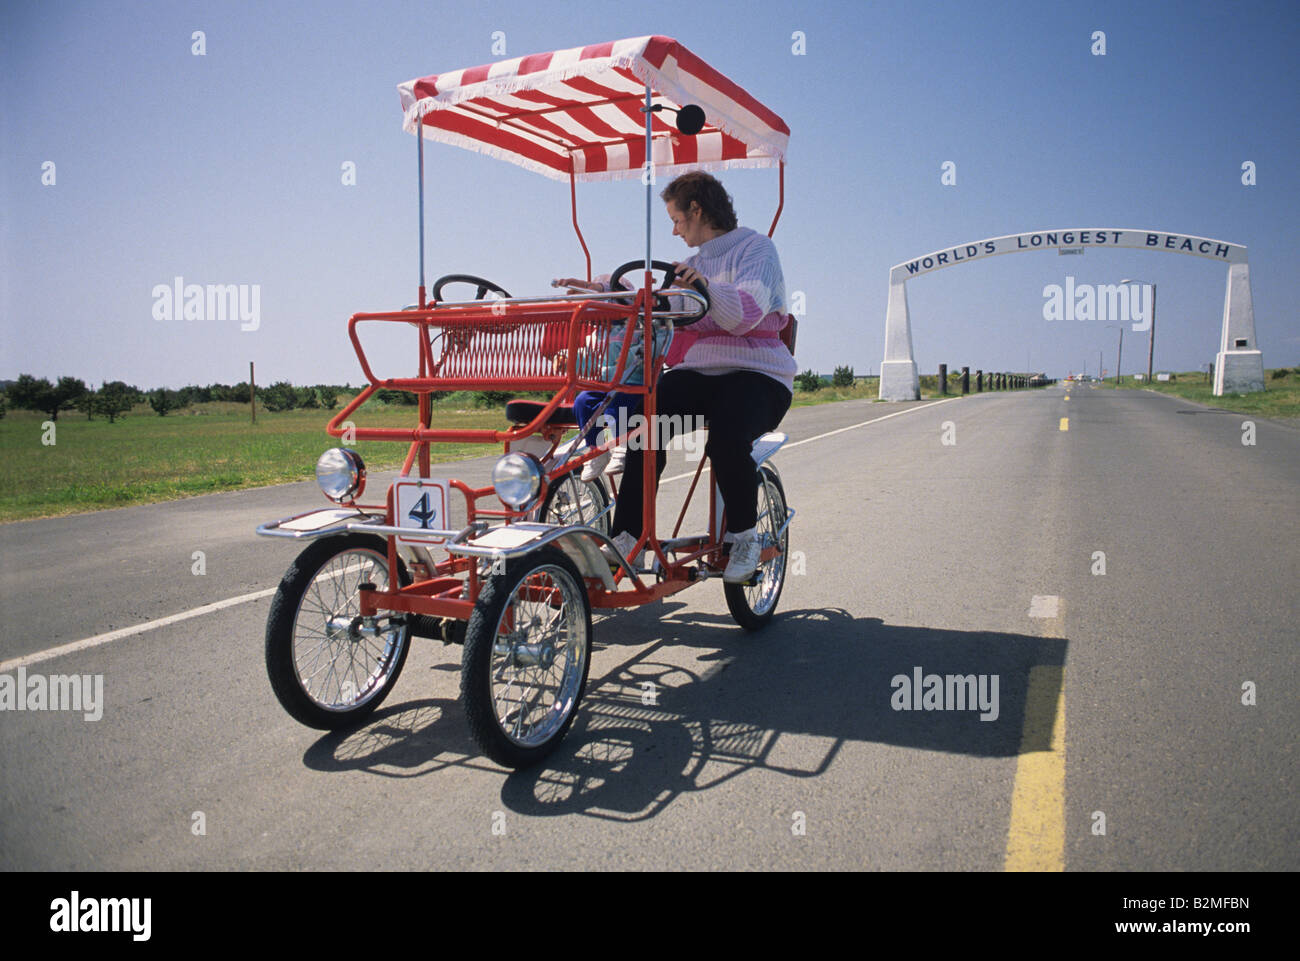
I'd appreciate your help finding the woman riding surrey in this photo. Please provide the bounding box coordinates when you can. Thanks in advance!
[577,171,795,584]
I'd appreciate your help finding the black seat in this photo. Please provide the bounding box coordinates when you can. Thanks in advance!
[505,399,577,426]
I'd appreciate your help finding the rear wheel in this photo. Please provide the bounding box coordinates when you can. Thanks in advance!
[461,546,592,767]
[724,465,788,631]
[265,534,410,729]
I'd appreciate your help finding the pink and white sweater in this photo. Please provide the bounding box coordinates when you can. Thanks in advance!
[667,227,796,392]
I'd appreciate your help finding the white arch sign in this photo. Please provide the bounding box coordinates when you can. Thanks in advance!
[879,228,1264,399]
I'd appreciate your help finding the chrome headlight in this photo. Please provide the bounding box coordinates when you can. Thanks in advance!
[492,452,544,511]
[316,448,366,503]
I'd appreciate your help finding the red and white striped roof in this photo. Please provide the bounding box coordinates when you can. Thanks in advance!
[398,36,789,182]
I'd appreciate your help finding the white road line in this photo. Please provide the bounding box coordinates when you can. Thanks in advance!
[1028,595,1061,618]
[0,588,277,672]
[661,397,960,483]
[5,397,960,670]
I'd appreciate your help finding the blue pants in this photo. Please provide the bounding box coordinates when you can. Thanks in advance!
[573,391,642,447]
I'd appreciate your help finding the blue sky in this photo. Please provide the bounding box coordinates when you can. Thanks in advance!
[3,0,1297,388]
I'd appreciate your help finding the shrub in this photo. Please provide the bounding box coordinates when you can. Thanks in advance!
[832,365,854,387]
[75,390,97,420]
[795,369,822,392]
[94,382,135,422]
[376,388,417,406]
[149,388,179,416]
[261,381,299,412]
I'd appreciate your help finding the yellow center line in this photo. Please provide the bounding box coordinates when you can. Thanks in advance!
[1005,599,1066,871]
[1059,417,1069,431]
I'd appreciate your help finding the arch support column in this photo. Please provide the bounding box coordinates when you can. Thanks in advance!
[879,272,920,401]
[1214,262,1264,395]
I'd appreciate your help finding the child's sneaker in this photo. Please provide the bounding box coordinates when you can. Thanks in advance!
[605,445,627,475]
[580,449,610,482]
[600,531,643,569]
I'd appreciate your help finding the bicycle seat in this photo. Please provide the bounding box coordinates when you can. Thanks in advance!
[505,399,578,426]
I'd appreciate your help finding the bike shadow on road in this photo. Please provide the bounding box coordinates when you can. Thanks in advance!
[299,604,1067,823]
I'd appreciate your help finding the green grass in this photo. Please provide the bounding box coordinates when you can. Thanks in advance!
[1098,367,1300,420]
[0,395,506,522]
[790,378,882,407]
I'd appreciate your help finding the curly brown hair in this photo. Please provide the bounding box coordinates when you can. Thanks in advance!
[660,171,738,233]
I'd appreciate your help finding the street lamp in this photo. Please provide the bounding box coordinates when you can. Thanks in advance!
[1120,278,1156,383]
[1105,324,1124,384]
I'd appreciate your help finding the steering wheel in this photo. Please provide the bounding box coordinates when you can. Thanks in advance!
[608,260,710,325]
[432,274,512,302]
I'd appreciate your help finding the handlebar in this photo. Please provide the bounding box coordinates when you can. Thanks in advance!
[410,287,710,321]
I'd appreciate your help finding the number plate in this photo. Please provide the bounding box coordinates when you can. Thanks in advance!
[393,479,449,545]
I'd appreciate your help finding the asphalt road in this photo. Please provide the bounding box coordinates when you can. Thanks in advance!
[1,385,1296,870]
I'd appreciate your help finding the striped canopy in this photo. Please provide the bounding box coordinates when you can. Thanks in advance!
[398,36,789,182]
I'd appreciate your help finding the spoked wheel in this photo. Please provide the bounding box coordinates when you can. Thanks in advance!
[265,534,411,729]
[461,546,592,768]
[724,464,789,631]
[538,470,611,536]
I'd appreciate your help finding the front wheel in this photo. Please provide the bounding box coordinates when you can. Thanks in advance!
[538,470,611,536]
[461,546,592,767]
[265,534,410,729]
[724,465,789,631]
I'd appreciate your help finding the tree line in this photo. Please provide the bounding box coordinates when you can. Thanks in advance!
[0,374,348,422]
[794,365,857,392]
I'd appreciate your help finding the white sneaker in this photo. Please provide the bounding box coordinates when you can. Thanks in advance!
[600,531,643,568]
[722,527,762,583]
[605,445,627,475]
[581,448,610,482]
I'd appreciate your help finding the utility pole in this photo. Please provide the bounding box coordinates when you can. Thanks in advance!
[250,361,256,423]
[1146,285,1157,382]
[1107,325,1124,384]
[1120,279,1156,383]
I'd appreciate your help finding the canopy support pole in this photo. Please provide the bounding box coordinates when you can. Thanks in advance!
[416,108,427,308]
[644,83,653,274]
[415,107,431,476]
[569,163,592,282]
[768,161,785,238]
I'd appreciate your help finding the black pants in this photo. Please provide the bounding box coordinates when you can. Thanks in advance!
[611,369,792,538]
